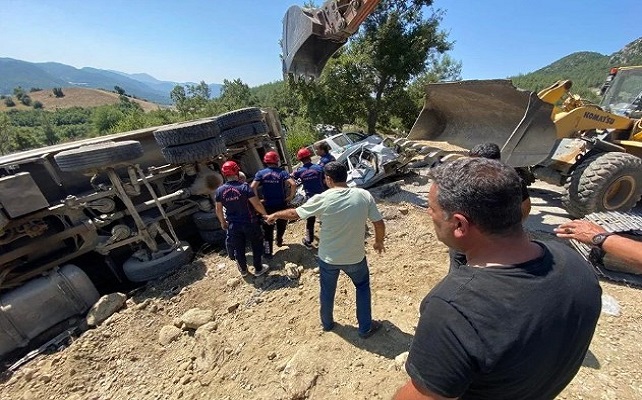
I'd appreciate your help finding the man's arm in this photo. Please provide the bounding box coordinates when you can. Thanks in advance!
[248,196,268,217]
[372,219,385,254]
[393,379,456,400]
[265,208,300,224]
[215,201,228,230]
[555,219,642,272]
[250,180,260,198]
[285,177,297,202]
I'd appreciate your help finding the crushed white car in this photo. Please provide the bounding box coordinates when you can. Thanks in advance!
[336,140,412,189]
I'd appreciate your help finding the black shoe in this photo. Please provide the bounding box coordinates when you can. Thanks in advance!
[237,263,248,277]
[276,238,284,247]
[358,320,382,339]
[302,238,313,249]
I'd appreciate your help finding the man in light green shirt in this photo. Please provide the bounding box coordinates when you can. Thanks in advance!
[266,162,385,338]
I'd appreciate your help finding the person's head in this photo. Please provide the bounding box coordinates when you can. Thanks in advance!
[296,147,313,163]
[238,171,247,183]
[469,142,501,160]
[427,157,523,246]
[323,161,347,186]
[263,151,280,166]
[314,141,331,156]
[221,160,240,180]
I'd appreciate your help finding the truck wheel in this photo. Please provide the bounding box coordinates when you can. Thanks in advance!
[123,241,193,282]
[563,152,642,217]
[222,121,269,145]
[199,229,226,245]
[216,107,263,131]
[54,140,143,172]
[160,136,226,164]
[153,119,220,147]
[192,211,221,230]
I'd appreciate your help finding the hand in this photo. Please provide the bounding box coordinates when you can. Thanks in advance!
[264,214,277,225]
[373,241,385,254]
[221,221,229,231]
[554,220,606,245]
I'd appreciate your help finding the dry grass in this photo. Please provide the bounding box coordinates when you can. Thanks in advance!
[0,87,162,112]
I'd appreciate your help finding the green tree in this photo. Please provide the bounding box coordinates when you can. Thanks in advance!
[114,86,126,95]
[33,101,44,109]
[13,87,25,101]
[4,97,15,107]
[217,79,258,111]
[20,94,32,106]
[0,113,11,155]
[52,87,65,98]
[170,85,189,117]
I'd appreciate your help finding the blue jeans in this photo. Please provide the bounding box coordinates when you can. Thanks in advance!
[318,257,372,335]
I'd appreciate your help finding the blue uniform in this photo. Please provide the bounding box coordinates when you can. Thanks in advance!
[319,154,336,167]
[293,162,326,247]
[293,163,325,197]
[253,166,291,255]
[253,167,291,208]
[215,181,263,273]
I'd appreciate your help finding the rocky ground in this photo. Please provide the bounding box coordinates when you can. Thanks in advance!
[1,169,641,400]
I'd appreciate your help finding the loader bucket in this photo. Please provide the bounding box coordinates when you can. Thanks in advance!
[408,80,558,167]
[282,5,345,79]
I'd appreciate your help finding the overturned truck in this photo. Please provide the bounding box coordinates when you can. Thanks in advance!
[0,107,289,360]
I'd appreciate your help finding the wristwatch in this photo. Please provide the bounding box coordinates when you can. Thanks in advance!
[591,232,615,248]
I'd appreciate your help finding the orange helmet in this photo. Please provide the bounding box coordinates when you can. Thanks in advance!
[221,161,240,177]
[263,151,280,164]
[296,148,312,161]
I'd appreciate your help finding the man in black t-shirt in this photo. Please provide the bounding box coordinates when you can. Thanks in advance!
[393,157,602,400]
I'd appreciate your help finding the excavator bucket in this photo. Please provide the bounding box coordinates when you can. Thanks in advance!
[408,80,558,167]
[282,5,345,79]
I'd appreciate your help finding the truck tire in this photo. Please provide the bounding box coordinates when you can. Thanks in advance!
[216,107,263,131]
[54,140,143,172]
[222,121,269,145]
[192,211,221,230]
[160,136,226,164]
[123,241,193,282]
[199,229,226,245]
[563,152,642,217]
[153,119,220,147]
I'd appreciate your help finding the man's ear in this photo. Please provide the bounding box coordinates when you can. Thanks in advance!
[452,213,471,238]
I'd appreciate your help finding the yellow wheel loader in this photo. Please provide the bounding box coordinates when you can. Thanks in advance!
[408,66,642,217]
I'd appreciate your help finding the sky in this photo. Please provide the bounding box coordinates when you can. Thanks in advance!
[1,0,640,87]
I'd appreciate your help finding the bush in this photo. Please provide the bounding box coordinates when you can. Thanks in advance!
[52,87,64,98]
[4,97,15,107]
[33,101,44,109]
[282,115,317,163]
[20,95,32,106]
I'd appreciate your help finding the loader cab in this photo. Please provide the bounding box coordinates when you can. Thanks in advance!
[600,66,642,118]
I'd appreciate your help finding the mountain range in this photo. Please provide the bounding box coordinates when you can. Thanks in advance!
[0,58,222,105]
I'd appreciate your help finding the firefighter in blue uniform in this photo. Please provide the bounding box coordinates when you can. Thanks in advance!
[250,151,296,257]
[292,147,326,248]
[215,161,270,277]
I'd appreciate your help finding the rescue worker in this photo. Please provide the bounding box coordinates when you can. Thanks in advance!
[215,161,270,277]
[314,141,336,167]
[251,151,296,257]
[292,147,326,248]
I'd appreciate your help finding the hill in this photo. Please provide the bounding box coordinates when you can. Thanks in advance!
[511,37,642,97]
[0,58,223,105]
[0,87,162,112]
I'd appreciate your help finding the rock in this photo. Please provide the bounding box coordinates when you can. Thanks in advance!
[86,293,127,327]
[398,207,409,215]
[227,303,240,313]
[195,321,218,337]
[312,267,320,275]
[158,325,182,345]
[285,263,300,279]
[226,277,241,288]
[179,308,214,330]
[394,351,409,370]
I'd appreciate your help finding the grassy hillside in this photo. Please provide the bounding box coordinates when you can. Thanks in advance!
[0,87,164,112]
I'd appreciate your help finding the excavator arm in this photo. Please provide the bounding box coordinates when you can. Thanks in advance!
[282,0,380,79]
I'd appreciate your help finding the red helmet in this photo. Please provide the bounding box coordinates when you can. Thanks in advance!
[221,161,240,177]
[263,151,280,164]
[296,147,312,161]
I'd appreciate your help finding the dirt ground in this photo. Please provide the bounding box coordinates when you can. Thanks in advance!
[1,171,641,400]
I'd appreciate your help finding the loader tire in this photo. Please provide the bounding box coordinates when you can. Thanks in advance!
[192,211,221,231]
[216,107,263,131]
[153,119,220,147]
[54,140,143,172]
[198,228,226,246]
[160,137,226,164]
[222,121,269,145]
[562,152,642,217]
